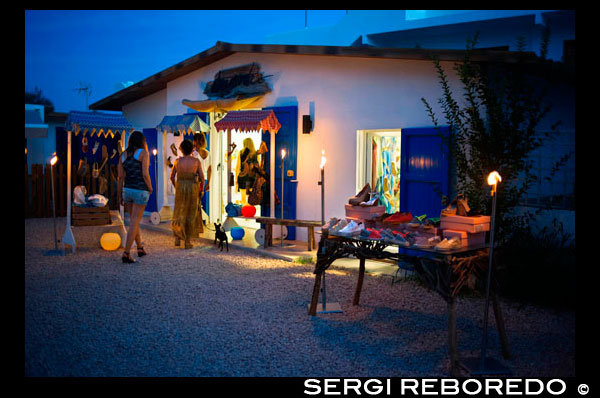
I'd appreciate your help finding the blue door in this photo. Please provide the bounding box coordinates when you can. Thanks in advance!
[142,128,158,213]
[399,126,450,219]
[261,106,298,240]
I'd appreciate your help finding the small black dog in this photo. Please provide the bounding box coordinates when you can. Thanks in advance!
[214,223,229,252]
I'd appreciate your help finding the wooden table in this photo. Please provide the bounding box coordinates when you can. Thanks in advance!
[308,232,511,376]
[255,217,322,251]
[64,210,127,253]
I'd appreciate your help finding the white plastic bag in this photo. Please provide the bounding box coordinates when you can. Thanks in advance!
[88,194,108,207]
[73,186,87,205]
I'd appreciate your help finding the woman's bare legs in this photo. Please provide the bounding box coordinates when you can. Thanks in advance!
[124,203,146,258]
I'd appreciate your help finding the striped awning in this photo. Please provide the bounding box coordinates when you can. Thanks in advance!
[65,110,133,138]
[214,110,281,134]
[156,114,209,136]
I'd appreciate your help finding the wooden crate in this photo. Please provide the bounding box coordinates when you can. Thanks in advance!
[72,205,111,226]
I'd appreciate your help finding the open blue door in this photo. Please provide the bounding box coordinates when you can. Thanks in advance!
[399,126,450,218]
[261,106,298,240]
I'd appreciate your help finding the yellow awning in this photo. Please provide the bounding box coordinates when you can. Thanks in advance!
[181,95,262,113]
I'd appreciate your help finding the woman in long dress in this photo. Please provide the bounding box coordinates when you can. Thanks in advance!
[170,139,204,249]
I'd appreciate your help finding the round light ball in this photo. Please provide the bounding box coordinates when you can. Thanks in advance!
[230,227,245,240]
[100,232,121,251]
[241,205,256,218]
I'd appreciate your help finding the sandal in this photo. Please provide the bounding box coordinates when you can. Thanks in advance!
[174,238,181,247]
[137,246,147,257]
[122,251,135,263]
[408,214,427,228]
[184,241,193,250]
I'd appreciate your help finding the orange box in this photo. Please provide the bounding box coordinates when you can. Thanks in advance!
[345,204,386,220]
[443,229,486,247]
[440,215,490,233]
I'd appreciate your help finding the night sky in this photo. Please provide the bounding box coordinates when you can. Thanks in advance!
[25,10,346,113]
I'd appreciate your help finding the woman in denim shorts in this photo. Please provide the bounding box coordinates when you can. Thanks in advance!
[118,131,153,263]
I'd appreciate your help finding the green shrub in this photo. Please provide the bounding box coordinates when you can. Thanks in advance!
[495,219,575,309]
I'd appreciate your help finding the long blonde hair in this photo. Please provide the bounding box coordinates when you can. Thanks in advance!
[242,137,256,154]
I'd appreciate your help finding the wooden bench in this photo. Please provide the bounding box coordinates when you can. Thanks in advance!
[255,217,322,251]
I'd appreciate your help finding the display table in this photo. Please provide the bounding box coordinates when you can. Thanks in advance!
[63,210,127,253]
[308,232,511,376]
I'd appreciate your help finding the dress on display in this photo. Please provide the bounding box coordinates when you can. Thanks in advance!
[237,141,259,191]
[171,172,202,241]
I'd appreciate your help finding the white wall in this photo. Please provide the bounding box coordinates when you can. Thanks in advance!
[158,52,464,242]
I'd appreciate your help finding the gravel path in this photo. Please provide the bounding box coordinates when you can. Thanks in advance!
[25,218,575,377]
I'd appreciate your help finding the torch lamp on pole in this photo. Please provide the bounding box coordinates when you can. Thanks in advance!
[152,148,158,211]
[313,149,342,314]
[44,153,62,256]
[280,148,286,247]
[462,170,510,375]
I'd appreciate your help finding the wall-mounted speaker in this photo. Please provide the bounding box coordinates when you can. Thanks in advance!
[302,115,312,134]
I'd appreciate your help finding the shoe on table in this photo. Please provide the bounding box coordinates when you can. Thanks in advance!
[338,220,364,237]
[359,193,380,207]
[383,211,412,224]
[408,214,427,228]
[330,219,349,236]
[441,202,457,217]
[457,196,470,216]
[434,237,461,252]
[349,183,371,206]
[367,228,383,240]
[422,218,438,229]
[412,236,433,249]
[402,231,417,246]
[382,229,409,246]
[359,228,371,239]
[322,217,339,231]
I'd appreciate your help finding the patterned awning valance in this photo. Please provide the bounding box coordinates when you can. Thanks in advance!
[65,110,133,138]
[156,114,209,136]
[213,110,281,134]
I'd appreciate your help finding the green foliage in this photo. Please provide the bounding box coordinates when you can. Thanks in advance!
[293,256,315,265]
[421,32,563,245]
[495,219,576,308]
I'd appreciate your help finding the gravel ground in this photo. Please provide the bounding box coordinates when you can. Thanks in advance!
[25,218,575,377]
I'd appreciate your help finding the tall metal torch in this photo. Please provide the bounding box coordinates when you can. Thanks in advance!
[44,153,61,256]
[462,170,510,375]
[314,149,341,314]
[280,148,286,246]
[319,150,326,225]
[152,148,158,211]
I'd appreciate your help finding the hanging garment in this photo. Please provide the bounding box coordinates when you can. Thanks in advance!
[171,172,202,241]
[237,147,259,191]
[248,175,265,206]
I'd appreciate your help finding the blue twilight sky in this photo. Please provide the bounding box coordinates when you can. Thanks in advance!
[25,10,347,113]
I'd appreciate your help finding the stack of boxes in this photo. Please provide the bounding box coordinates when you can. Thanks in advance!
[440,215,490,247]
[344,204,386,225]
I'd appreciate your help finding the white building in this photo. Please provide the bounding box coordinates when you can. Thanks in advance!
[90,38,574,243]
